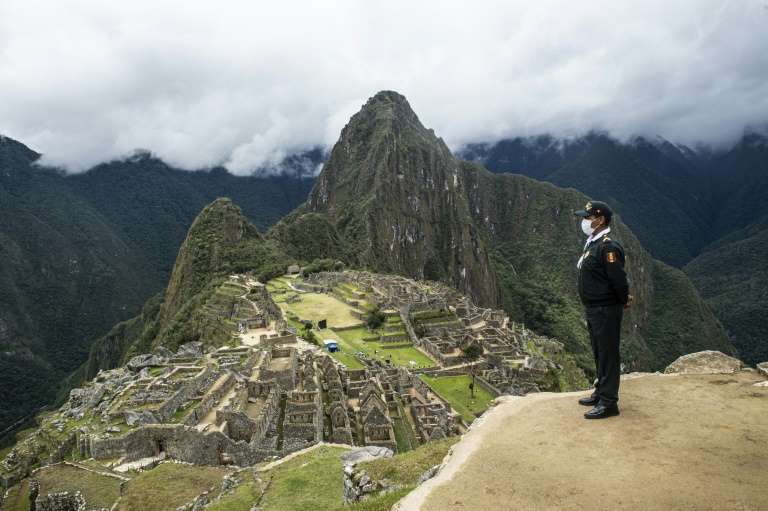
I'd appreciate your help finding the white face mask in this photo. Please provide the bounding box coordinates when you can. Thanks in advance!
[581,218,595,236]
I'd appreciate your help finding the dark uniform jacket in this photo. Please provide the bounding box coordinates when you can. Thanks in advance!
[578,232,630,307]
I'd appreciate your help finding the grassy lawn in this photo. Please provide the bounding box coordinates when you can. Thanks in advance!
[206,470,264,511]
[333,327,435,369]
[259,446,349,511]
[256,444,436,511]
[359,437,458,485]
[278,292,363,328]
[317,328,365,369]
[33,464,122,509]
[119,463,231,511]
[420,375,495,423]
[0,480,29,511]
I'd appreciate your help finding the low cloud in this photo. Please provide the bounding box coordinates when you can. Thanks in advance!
[1,0,767,173]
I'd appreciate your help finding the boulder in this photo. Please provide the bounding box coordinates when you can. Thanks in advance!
[757,362,768,378]
[175,342,203,358]
[155,346,175,358]
[340,445,393,466]
[127,354,165,371]
[664,351,743,375]
[124,410,158,426]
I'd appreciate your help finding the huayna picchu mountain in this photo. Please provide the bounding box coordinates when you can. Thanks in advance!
[272,91,500,307]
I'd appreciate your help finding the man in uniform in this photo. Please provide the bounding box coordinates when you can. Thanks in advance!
[573,201,633,419]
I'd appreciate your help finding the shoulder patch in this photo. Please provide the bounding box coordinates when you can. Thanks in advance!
[602,236,611,242]
[606,251,618,263]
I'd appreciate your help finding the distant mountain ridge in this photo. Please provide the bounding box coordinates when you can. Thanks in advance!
[0,136,315,437]
[461,130,768,364]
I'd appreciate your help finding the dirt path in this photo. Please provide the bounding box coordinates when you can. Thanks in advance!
[396,372,768,511]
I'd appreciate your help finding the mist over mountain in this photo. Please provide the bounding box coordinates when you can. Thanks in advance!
[0,136,314,437]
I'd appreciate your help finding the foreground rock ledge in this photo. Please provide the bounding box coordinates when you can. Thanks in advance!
[395,370,768,511]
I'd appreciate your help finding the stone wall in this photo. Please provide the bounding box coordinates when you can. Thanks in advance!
[182,372,234,427]
[90,424,272,467]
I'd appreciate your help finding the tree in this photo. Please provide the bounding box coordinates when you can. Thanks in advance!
[462,343,483,398]
[365,307,386,330]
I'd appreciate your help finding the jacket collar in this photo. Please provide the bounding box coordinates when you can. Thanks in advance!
[583,227,611,250]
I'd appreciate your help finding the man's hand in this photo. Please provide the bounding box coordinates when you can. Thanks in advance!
[624,294,634,309]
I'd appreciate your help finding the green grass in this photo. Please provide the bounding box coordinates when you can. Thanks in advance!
[278,292,363,328]
[190,440,459,511]
[33,463,122,509]
[420,375,495,423]
[0,480,30,511]
[358,437,459,486]
[334,327,435,369]
[119,463,231,511]
[344,487,414,510]
[205,470,264,511]
[316,329,365,369]
[259,446,349,511]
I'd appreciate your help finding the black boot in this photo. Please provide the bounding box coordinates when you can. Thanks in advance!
[584,403,620,419]
[578,394,599,406]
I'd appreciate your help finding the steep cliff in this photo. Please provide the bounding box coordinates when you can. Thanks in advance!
[271,91,500,307]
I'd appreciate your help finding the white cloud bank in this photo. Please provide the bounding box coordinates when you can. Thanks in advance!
[1,0,767,173]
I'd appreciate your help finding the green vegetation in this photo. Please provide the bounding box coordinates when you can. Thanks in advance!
[420,375,495,423]
[36,464,122,509]
[259,446,349,511]
[276,291,362,328]
[647,261,735,368]
[241,440,457,511]
[360,437,458,485]
[0,481,29,511]
[365,306,386,330]
[1,464,122,511]
[334,327,435,368]
[205,470,265,511]
[119,463,231,511]
[684,222,768,365]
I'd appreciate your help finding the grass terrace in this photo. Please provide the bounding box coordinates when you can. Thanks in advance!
[277,292,363,329]
[0,464,122,511]
[119,463,231,511]
[419,374,495,423]
[333,327,435,369]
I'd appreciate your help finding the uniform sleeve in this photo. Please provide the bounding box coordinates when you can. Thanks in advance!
[602,242,629,304]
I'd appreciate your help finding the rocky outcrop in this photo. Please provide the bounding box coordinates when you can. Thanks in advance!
[341,446,394,503]
[664,350,743,374]
[757,361,768,378]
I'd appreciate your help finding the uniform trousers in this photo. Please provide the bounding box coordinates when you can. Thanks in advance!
[585,304,623,406]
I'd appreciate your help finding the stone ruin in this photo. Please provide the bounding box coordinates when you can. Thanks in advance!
[0,268,567,493]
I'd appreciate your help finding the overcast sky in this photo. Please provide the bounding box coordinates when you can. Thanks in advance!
[1,0,767,174]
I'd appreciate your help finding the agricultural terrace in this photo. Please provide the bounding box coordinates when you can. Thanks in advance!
[268,277,436,370]
[419,374,495,423]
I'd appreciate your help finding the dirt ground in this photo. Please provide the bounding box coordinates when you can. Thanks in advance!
[396,371,768,511]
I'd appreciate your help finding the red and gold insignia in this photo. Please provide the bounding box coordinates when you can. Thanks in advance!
[606,251,617,263]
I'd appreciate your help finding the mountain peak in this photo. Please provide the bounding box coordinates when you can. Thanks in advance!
[0,133,41,167]
[342,90,428,139]
[158,197,263,327]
